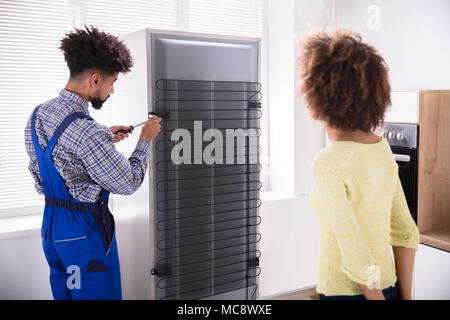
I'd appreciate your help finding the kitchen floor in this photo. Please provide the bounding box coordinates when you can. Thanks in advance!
[272,287,319,300]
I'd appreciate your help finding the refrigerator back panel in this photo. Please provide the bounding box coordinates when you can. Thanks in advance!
[150,32,261,300]
[151,33,259,82]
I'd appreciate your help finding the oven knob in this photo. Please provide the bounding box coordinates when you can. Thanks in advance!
[388,132,396,140]
[396,132,405,141]
[380,131,387,138]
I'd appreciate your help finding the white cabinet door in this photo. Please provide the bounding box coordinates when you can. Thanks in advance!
[259,196,319,297]
[414,244,450,300]
[385,91,419,123]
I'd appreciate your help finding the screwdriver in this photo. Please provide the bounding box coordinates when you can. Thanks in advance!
[113,120,147,134]
[113,111,167,134]
[114,111,170,134]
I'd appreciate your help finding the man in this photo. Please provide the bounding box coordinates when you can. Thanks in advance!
[24,26,161,300]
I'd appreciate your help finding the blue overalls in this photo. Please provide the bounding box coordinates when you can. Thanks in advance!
[31,107,122,300]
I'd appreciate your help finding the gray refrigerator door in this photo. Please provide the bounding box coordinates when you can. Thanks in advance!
[150,32,261,300]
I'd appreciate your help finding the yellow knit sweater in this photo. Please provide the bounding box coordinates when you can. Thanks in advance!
[310,136,420,296]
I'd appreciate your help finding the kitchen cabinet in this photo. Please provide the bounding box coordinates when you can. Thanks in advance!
[385,91,419,123]
[414,244,450,300]
[259,196,319,298]
[413,90,450,300]
[418,90,450,252]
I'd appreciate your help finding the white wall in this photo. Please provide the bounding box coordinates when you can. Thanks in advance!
[0,233,52,299]
[266,0,296,196]
[258,0,330,298]
[334,0,450,91]
[293,0,330,196]
[0,211,152,299]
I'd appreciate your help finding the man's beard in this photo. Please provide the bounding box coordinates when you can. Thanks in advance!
[91,94,110,110]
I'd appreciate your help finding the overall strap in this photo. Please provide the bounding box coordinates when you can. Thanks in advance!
[30,107,92,154]
[53,111,91,140]
[44,111,92,155]
[100,189,110,199]
[31,109,92,200]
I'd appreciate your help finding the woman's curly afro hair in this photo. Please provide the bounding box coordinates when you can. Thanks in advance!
[60,25,133,77]
[297,28,391,132]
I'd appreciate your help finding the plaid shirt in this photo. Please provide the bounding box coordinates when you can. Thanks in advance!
[24,89,150,202]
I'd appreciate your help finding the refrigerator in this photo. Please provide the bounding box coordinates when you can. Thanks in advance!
[111,29,261,300]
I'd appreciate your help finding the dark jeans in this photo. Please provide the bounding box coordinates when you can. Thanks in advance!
[319,281,399,300]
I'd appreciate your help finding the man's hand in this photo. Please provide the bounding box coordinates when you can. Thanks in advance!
[109,125,132,143]
[140,117,161,143]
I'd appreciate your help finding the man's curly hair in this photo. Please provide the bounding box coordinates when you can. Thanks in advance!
[59,25,133,77]
[297,28,391,132]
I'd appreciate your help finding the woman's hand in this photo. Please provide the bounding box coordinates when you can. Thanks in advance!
[392,246,416,300]
[358,283,386,300]
[109,125,132,143]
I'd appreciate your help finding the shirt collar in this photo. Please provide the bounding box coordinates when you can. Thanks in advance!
[59,89,90,115]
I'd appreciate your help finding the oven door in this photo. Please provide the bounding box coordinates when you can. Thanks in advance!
[390,146,418,223]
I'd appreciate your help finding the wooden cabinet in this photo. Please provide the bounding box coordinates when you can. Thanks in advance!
[418,90,450,252]
[413,91,450,299]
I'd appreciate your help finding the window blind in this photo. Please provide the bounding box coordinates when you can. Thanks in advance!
[188,0,264,38]
[82,0,178,128]
[0,0,72,216]
[83,0,178,36]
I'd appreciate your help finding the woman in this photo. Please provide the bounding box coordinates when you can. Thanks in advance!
[297,29,420,300]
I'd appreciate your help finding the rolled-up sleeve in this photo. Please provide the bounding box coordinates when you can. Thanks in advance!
[77,125,150,195]
[312,164,378,285]
[389,173,420,250]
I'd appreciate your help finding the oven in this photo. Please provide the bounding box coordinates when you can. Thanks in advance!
[381,123,419,223]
